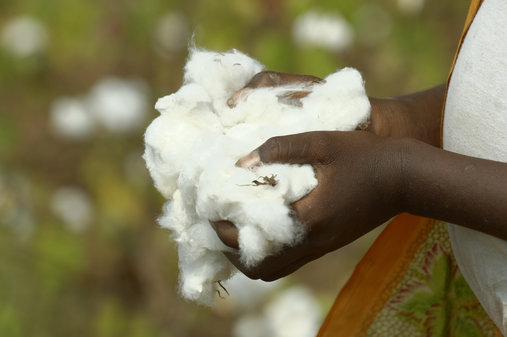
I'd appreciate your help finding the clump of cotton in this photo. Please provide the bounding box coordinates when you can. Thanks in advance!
[144,47,370,305]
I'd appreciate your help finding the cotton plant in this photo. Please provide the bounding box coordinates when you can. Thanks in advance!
[143,47,370,305]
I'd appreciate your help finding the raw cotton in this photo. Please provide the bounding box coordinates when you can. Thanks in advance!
[143,47,370,305]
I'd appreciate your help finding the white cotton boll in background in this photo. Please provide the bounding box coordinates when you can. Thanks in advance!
[1,15,48,58]
[292,11,354,52]
[232,285,322,337]
[233,314,270,337]
[49,96,95,140]
[88,77,149,133]
[152,11,190,56]
[50,186,94,233]
[264,286,322,337]
[397,0,425,15]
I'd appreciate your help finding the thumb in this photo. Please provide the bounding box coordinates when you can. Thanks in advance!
[237,132,332,168]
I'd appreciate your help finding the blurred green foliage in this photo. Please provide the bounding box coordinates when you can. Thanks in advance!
[0,0,468,336]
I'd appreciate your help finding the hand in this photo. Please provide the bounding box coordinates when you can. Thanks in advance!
[210,71,445,281]
[212,131,404,281]
[227,71,323,108]
[229,71,446,146]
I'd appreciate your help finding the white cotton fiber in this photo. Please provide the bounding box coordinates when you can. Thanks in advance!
[143,47,370,305]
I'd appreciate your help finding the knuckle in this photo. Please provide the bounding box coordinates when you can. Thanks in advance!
[310,132,335,164]
[259,136,283,162]
[248,71,278,88]
[312,132,333,149]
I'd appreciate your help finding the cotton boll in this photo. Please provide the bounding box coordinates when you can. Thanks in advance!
[152,11,190,55]
[397,0,425,15]
[264,286,322,337]
[234,285,323,337]
[50,186,94,233]
[1,15,48,57]
[233,314,270,337]
[88,77,149,133]
[49,96,95,140]
[292,11,354,52]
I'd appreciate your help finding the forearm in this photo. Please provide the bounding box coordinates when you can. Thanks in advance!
[401,138,507,240]
[369,84,446,147]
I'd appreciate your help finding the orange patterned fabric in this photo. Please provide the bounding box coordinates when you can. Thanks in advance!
[318,215,501,337]
[317,1,501,336]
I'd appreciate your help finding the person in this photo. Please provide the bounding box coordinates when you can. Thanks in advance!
[211,0,507,334]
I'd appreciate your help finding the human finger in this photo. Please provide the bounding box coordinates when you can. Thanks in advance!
[209,220,239,249]
[227,71,322,108]
[237,131,335,168]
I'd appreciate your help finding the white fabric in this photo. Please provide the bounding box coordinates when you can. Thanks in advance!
[443,0,507,334]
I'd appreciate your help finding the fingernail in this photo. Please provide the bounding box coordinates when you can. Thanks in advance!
[235,150,261,168]
[227,97,236,108]
[227,88,252,108]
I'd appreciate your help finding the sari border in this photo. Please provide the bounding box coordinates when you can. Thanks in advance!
[317,214,434,337]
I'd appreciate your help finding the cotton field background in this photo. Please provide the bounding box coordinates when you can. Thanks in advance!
[0,0,467,336]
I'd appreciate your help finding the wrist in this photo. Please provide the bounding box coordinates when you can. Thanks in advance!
[367,97,411,138]
[371,136,413,219]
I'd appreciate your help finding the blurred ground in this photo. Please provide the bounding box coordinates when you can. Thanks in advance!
[0,0,468,336]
